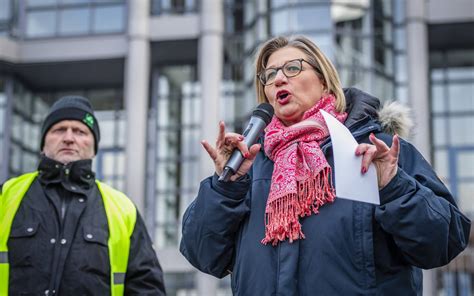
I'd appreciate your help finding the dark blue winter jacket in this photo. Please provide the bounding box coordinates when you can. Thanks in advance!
[180,88,471,296]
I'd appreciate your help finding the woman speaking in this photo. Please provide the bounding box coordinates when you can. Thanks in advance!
[180,35,470,295]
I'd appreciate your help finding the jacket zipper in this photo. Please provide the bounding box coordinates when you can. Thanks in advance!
[48,165,71,295]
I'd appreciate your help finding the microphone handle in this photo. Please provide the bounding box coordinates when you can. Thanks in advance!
[219,167,234,182]
[218,116,266,182]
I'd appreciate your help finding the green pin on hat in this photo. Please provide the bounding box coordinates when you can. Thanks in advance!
[83,113,95,129]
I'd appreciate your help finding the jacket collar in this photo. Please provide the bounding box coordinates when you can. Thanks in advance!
[343,87,380,129]
[37,155,95,191]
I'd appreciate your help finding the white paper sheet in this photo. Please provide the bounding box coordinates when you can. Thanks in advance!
[321,110,380,205]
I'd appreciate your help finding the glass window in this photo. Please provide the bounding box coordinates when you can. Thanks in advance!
[62,0,89,3]
[395,55,407,82]
[149,65,199,248]
[272,6,333,35]
[23,153,37,172]
[432,117,447,146]
[447,83,474,112]
[95,150,125,191]
[12,114,22,141]
[0,108,4,131]
[22,121,34,150]
[27,0,57,7]
[99,117,115,147]
[95,0,124,3]
[270,0,288,8]
[34,97,50,123]
[295,6,332,31]
[431,84,445,113]
[447,67,474,80]
[0,0,11,20]
[151,0,197,14]
[381,0,392,17]
[394,28,406,51]
[395,85,408,103]
[457,272,473,296]
[449,116,474,145]
[385,47,393,74]
[25,0,126,38]
[458,183,474,216]
[270,9,289,35]
[59,8,90,35]
[93,5,125,33]
[332,1,368,24]
[31,125,40,151]
[457,152,474,178]
[244,0,257,26]
[383,19,392,43]
[11,144,22,172]
[181,97,199,126]
[434,149,448,181]
[181,129,199,158]
[306,33,334,60]
[431,69,445,81]
[88,88,122,110]
[0,88,5,104]
[26,11,56,37]
[103,152,120,175]
[393,0,405,24]
[117,116,126,146]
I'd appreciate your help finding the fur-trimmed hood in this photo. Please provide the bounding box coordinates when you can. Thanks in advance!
[343,87,413,138]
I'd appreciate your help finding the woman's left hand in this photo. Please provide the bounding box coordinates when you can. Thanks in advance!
[355,133,400,189]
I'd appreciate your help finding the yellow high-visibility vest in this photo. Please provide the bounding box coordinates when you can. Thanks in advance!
[0,172,137,296]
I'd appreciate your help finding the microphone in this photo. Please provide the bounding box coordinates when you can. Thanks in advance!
[218,103,274,182]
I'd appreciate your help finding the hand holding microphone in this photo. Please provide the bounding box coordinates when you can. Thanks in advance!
[201,103,274,182]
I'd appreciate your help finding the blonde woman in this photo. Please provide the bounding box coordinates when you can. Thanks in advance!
[180,35,470,295]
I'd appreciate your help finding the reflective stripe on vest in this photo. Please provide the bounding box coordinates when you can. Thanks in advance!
[0,172,137,296]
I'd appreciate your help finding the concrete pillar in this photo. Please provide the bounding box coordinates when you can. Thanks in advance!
[406,0,431,161]
[406,3,434,294]
[1,77,13,183]
[124,0,150,213]
[197,0,224,295]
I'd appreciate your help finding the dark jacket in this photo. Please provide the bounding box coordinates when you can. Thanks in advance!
[180,88,471,296]
[6,157,166,296]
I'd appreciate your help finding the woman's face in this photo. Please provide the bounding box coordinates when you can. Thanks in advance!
[264,47,325,126]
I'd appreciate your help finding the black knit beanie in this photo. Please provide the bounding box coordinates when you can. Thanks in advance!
[40,96,100,154]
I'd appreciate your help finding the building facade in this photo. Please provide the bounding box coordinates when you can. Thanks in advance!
[0,0,472,295]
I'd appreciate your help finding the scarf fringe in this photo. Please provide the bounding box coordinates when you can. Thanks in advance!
[261,167,335,246]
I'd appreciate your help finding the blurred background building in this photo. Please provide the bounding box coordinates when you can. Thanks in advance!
[0,0,472,295]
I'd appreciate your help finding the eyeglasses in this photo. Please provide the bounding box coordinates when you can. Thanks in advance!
[257,58,316,86]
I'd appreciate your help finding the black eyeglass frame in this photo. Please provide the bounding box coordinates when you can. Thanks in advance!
[257,58,321,86]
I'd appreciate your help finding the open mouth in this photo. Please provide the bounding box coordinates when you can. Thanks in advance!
[276,90,290,101]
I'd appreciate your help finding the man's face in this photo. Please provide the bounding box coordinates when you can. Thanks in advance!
[42,120,95,164]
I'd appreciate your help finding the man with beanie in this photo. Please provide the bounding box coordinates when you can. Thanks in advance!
[0,96,166,295]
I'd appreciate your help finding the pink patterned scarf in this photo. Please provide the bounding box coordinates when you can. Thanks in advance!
[262,94,347,246]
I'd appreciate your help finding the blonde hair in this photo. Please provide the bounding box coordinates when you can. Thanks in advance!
[254,35,346,112]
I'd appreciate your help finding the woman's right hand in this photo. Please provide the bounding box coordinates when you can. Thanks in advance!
[201,121,261,182]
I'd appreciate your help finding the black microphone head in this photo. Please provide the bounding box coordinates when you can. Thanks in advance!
[253,103,274,125]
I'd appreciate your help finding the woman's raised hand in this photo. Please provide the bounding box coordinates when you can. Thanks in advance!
[355,133,400,189]
[201,121,261,182]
